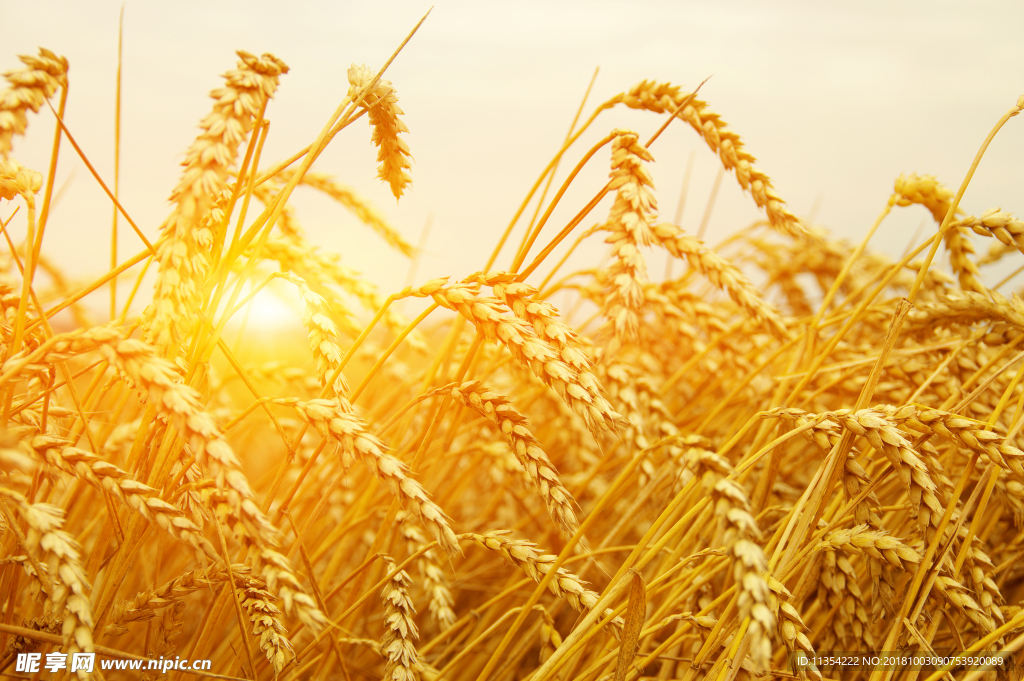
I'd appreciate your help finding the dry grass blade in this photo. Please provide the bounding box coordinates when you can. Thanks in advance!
[612,568,646,681]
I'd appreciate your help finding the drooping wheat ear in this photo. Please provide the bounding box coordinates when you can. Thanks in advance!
[26,434,218,560]
[466,531,625,638]
[106,563,249,634]
[710,479,774,673]
[767,577,822,681]
[597,130,657,341]
[237,571,295,673]
[278,169,415,255]
[380,555,421,681]
[600,80,806,239]
[448,381,579,538]
[652,222,788,337]
[538,607,562,664]
[430,282,624,436]
[890,173,956,223]
[0,488,93,673]
[766,409,881,527]
[0,48,68,158]
[0,156,42,202]
[5,326,327,632]
[959,208,1024,257]
[348,63,413,200]
[907,290,1024,336]
[280,273,349,396]
[464,271,594,376]
[272,396,461,557]
[147,51,289,355]
[397,513,456,630]
[890,173,982,293]
[879,403,1024,476]
[814,526,920,651]
[817,408,947,542]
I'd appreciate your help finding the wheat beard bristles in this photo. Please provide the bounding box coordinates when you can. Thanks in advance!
[272,396,462,557]
[448,380,580,538]
[603,80,807,239]
[0,488,94,678]
[348,63,413,201]
[596,130,658,342]
[147,51,289,356]
[0,48,68,158]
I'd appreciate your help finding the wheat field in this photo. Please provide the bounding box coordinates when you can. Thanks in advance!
[2,10,1024,681]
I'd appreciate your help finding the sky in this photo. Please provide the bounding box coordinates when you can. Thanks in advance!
[2,1,1023,320]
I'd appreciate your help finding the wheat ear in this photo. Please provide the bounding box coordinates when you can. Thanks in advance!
[0,48,68,157]
[26,434,218,560]
[348,64,413,200]
[448,380,579,538]
[598,130,657,341]
[711,479,775,673]
[430,281,624,435]
[398,513,456,630]
[380,555,421,681]
[272,396,461,557]
[466,531,625,638]
[148,51,288,355]
[0,488,93,677]
[652,222,787,337]
[601,80,806,239]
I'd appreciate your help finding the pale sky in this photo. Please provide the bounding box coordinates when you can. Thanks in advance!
[3,1,1024,315]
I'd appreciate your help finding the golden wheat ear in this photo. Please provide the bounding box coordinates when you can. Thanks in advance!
[0,48,68,158]
[348,63,413,201]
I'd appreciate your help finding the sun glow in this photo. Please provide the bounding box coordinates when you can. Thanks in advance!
[229,281,302,331]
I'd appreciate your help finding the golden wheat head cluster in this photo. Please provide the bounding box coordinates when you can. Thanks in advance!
[2,19,1024,681]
